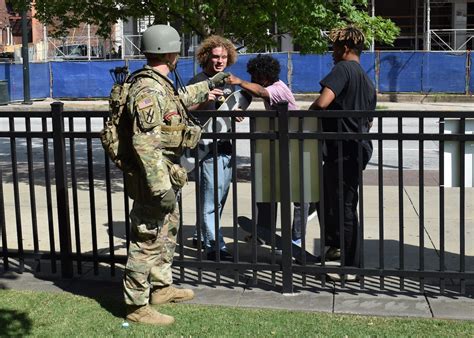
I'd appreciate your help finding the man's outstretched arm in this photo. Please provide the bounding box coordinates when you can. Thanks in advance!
[227,74,269,99]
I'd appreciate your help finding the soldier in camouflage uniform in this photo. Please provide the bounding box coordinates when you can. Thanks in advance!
[123,24,229,325]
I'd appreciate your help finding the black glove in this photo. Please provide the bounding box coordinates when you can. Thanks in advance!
[207,72,230,89]
[159,189,176,214]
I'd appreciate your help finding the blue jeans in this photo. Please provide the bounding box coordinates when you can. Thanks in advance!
[197,152,232,251]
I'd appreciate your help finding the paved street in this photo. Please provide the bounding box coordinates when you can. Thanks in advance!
[1,98,472,170]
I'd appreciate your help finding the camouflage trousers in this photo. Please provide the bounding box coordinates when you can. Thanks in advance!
[123,198,180,306]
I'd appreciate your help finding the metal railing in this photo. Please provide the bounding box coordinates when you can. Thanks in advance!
[430,29,474,51]
[47,36,110,60]
[0,102,472,294]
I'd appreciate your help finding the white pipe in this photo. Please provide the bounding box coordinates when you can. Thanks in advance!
[87,24,91,60]
[423,0,426,49]
[415,0,419,50]
[43,25,47,60]
[427,0,431,51]
[121,23,125,59]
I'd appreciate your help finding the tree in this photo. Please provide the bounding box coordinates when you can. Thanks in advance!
[10,0,399,53]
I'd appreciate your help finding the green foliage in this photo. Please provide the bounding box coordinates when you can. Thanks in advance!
[8,0,399,53]
[1,289,472,337]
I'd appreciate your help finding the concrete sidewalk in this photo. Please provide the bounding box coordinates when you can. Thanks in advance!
[1,180,473,321]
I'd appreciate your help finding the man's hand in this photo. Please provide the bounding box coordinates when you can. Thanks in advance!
[208,72,230,89]
[158,189,176,214]
[208,88,224,102]
[226,73,242,85]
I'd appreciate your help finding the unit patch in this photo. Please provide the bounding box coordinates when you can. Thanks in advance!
[144,109,155,124]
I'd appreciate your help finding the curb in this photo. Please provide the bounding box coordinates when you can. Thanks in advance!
[294,93,474,103]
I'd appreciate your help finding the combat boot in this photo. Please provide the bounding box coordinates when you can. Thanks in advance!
[150,285,195,305]
[126,304,175,326]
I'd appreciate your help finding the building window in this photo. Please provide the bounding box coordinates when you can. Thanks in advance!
[137,16,154,33]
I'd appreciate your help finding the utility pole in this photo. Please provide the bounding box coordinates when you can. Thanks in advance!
[21,4,31,104]
[425,0,431,51]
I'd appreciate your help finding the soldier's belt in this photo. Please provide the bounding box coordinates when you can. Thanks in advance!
[161,124,186,132]
[160,124,185,148]
[159,123,201,150]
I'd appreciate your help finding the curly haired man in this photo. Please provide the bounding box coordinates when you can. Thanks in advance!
[187,35,238,261]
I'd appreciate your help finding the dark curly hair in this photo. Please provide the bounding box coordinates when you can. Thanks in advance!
[246,54,280,84]
[196,35,237,68]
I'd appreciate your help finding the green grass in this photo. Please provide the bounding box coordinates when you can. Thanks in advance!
[1,289,472,337]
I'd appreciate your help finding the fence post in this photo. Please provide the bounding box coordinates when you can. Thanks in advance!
[51,102,73,278]
[0,170,8,270]
[466,50,471,95]
[277,101,293,294]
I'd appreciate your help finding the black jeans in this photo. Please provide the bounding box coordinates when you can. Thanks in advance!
[318,159,360,267]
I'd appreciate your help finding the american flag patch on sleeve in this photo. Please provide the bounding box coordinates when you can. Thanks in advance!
[137,97,153,109]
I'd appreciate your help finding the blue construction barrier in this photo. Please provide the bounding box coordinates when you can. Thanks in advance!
[291,52,375,93]
[378,52,424,93]
[0,62,50,101]
[422,52,466,93]
[52,60,126,98]
[469,53,474,94]
[378,52,468,93]
[360,52,377,84]
[291,53,332,93]
[175,58,194,84]
[127,60,146,74]
[0,52,471,99]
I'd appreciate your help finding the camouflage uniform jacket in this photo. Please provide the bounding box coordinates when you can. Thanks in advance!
[125,65,209,202]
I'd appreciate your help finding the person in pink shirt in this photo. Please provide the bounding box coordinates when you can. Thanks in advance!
[227,54,316,252]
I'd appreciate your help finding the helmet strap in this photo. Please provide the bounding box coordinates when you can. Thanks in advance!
[166,61,176,72]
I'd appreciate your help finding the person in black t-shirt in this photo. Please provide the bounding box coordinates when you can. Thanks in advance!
[187,35,239,261]
[309,26,375,280]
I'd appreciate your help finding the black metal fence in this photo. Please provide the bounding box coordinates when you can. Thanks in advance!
[0,102,472,294]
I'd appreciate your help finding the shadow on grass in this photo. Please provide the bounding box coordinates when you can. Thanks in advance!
[0,309,32,337]
[0,259,126,320]
[60,278,126,319]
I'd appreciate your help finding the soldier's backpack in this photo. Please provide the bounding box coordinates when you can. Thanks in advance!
[101,66,203,176]
[100,66,141,175]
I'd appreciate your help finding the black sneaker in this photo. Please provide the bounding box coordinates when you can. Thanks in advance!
[207,250,233,261]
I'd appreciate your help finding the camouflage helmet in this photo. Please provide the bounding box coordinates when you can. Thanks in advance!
[141,24,181,54]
